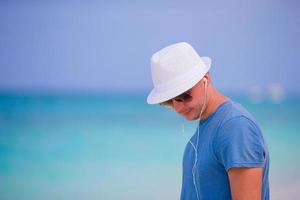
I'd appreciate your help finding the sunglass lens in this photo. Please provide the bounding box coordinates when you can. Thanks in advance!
[174,92,191,101]
[160,92,191,108]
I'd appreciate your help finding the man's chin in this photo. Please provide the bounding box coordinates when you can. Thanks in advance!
[180,110,200,121]
[184,114,199,121]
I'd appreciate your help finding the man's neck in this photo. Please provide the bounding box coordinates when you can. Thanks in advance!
[201,87,229,121]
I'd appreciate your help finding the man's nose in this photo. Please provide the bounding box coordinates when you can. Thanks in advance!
[172,100,185,113]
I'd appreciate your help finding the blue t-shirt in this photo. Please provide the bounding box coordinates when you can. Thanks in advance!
[180,100,269,200]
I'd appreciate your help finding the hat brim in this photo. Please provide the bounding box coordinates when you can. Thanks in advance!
[147,56,211,104]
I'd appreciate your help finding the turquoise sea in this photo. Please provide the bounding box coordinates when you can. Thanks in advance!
[0,93,299,200]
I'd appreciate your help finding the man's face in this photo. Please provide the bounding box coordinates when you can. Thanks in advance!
[161,79,207,121]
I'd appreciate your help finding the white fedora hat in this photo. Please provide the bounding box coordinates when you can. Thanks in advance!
[147,42,211,104]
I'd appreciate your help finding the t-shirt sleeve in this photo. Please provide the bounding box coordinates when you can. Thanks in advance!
[214,116,266,171]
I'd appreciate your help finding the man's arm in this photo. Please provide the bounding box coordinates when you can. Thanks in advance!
[228,167,263,200]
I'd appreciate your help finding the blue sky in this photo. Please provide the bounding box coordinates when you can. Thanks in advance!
[0,0,299,94]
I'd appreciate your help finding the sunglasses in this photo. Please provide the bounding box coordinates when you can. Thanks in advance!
[160,91,192,108]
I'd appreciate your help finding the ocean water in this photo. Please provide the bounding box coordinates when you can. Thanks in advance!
[0,94,299,200]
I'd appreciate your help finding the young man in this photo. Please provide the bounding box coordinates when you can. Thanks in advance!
[147,42,269,200]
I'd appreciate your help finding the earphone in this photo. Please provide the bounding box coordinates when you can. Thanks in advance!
[189,77,208,200]
[203,77,207,87]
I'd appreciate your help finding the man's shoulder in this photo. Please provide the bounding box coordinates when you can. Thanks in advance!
[219,100,258,129]
[214,101,264,146]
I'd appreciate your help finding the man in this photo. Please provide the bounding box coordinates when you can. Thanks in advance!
[147,42,269,200]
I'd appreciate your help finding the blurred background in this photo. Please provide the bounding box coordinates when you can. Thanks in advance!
[0,0,299,199]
